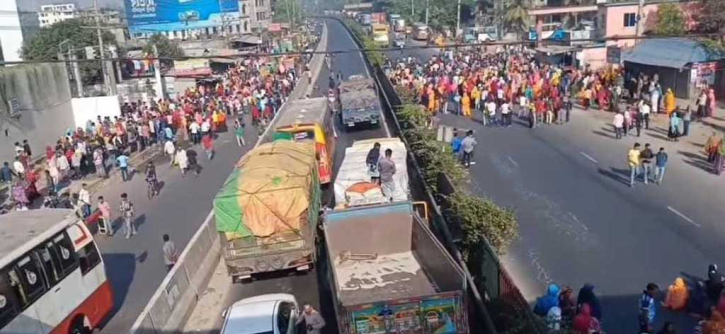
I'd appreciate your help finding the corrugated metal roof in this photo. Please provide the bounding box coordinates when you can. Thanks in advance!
[622,38,724,69]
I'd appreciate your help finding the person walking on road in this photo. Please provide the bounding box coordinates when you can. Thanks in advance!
[668,112,682,142]
[234,119,246,147]
[93,147,106,178]
[705,132,721,163]
[175,148,188,176]
[162,234,178,272]
[296,303,326,334]
[639,99,651,129]
[202,134,215,160]
[164,139,176,166]
[78,183,92,217]
[461,130,477,168]
[640,143,654,184]
[628,143,641,187]
[639,283,660,334]
[613,112,624,139]
[654,147,668,185]
[119,193,136,239]
[116,151,130,182]
[97,196,113,236]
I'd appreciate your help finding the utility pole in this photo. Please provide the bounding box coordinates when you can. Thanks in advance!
[634,0,644,45]
[70,47,84,97]
[93,0,110,95]
[456,0,461,38]
[425,0,429,26]
[152,45,165,100]
[411,0,414,20]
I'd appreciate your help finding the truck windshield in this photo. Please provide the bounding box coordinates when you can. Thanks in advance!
[291,130,316,141]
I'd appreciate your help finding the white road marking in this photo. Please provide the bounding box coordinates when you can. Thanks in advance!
[667,206,701,228]
[507,156,519,168]
[579,152,598,164]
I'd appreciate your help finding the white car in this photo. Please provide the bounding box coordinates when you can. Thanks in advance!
[221,294,299,334]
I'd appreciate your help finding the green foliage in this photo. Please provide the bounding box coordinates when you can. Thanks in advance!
[21,19,118,85]
[142,34,185,59]
[449,192,518,255]
[273,0,302,25]
[699,0,725,46]
[343,19,385,67]
[653,3,685,35]
[504,0,530,38]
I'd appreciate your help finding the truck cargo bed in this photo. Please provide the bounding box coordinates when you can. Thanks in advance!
[335,251,437,306]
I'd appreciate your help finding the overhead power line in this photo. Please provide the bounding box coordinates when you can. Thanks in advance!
[3,32,724,66]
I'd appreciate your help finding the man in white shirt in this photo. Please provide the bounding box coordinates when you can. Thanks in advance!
[613,112,625,139]
[12,157,25,175]
[189,121,201,145]
[78,183,91,217]
[639,100,651,129]
[164,140,176,166]
[201,119,211,137]
[501,101,511,126]
[518,95,529,118]
[486,100,497,126]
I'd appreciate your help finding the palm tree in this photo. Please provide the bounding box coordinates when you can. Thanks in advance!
[504,0,531,40]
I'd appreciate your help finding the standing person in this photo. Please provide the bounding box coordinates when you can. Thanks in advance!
[164,139,176,166]
[654,147,668,185]
[175,148,188,176]
[189,120,201,145]
[22,140,32,157]
[501,100,512,126]
[366,142,381,184]
[613,112,624,139]
[451,131,463,161]
[162,234,178,272]
[715,138,725,175]
[295,303,326,334]
[682,107,692,136]
[577,283,602,321]
[202,134,214,160]
[12,157,25,176]
[639,283,660,334]
[93,147,106,178]
[233,119,246,147]
[668,112,681,142]
[97,196,113,236]
[697,89,708,119]
[572,304,601,334]
[78,183,92,217]
[640,100,651,129]
[0,162,15,184]
[486,99,497,127]
[186,148,200,175]
[116,151,130,182]
[461,130,477,168]
[628,143,641,187]
[119,193,136,239]
[705,132,722,163]
[640,143,654,184]
[378,149,396,202]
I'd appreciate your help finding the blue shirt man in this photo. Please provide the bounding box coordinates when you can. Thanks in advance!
[451,132,462,157]
[0,162,14,183]
[116,153,130,182]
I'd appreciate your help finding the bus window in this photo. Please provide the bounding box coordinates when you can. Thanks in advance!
[78,242,101,275]
[0,273,20,328]
[13,255,47,307]
[51,233,78,277]
[35,246,60,286]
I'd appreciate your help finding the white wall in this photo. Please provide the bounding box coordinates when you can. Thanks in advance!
[0,0,25,62]
[71,96,122,128]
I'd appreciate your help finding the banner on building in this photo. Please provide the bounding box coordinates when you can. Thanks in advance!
[173,59,211,77]
[125,0,239,31]
[606,46,621,64]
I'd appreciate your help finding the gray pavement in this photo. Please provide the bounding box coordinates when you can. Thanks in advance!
[433,104,725,332]
[182,18,393,334]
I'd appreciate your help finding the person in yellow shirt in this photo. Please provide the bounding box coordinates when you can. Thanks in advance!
[462,93,471,118]
[471,86,481,114]
[628,143,641,187]
[665,88,676,115]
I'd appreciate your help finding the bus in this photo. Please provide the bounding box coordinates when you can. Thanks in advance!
[413,22,429,41]
[273,97,335,184]
[371,23,390,47]
[0,209,114,334]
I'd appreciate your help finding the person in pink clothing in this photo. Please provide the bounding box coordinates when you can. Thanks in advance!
[708,88,717,118]
[97,196,113,236]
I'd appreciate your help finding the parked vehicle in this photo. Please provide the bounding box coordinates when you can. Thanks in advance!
[337,75,382,131]
[371,12,387,24]
[214,141,321,281]
[372,23,390,47]
[274,97,335,184]
[412,22,429,41]
[220,294,299,334]
[322,201,469,334]
[393,17,406,33]
[333,138,409,208]
[394,33,406,48]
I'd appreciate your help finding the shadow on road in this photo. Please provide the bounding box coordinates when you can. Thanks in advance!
[678,150,714,174]
[101,253,138,326]
[597,167,630,186]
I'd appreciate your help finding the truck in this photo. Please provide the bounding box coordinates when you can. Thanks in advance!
[214,140,321,281]
[333,138,409,209]
[337,75,383,131]
[372,23,390,47]
[371,12,387,24]
[323,201,470,334]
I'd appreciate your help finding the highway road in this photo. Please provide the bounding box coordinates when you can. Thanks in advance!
[206,17,393,334]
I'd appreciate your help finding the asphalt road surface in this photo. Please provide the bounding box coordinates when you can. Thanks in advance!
[213,17,392,334]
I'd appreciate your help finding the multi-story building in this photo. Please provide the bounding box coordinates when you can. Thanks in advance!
[0,0,39,62]
[248,0,272,30]
[38,3,77,28]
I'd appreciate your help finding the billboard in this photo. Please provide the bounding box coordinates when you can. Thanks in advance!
[125,0,239,30]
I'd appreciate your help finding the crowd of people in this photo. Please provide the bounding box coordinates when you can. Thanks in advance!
[533,264,725,334]
[1,53,302,218]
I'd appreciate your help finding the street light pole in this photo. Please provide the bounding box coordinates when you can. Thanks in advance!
[411,0,414,20]
[456,0,461,37]
[425,0,429,26]
[93,0,110,95]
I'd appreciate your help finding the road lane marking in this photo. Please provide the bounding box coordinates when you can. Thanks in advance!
[579,152,598,164]
[667,206,701,228]
[507,156,519,168]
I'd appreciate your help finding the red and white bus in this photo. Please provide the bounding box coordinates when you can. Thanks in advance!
[0,209,114,334]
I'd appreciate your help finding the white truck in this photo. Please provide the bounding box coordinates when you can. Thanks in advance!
[333,138,409,208]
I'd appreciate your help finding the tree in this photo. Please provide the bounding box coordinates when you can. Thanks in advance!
[699,0,725,45]
[504,0,530,40]
[21,19,117,85]
[653,3,685,35]
[273,0,303,26]
[142,34,185,59]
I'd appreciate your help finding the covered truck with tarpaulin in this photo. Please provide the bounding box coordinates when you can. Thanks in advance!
[214,141,321,281]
